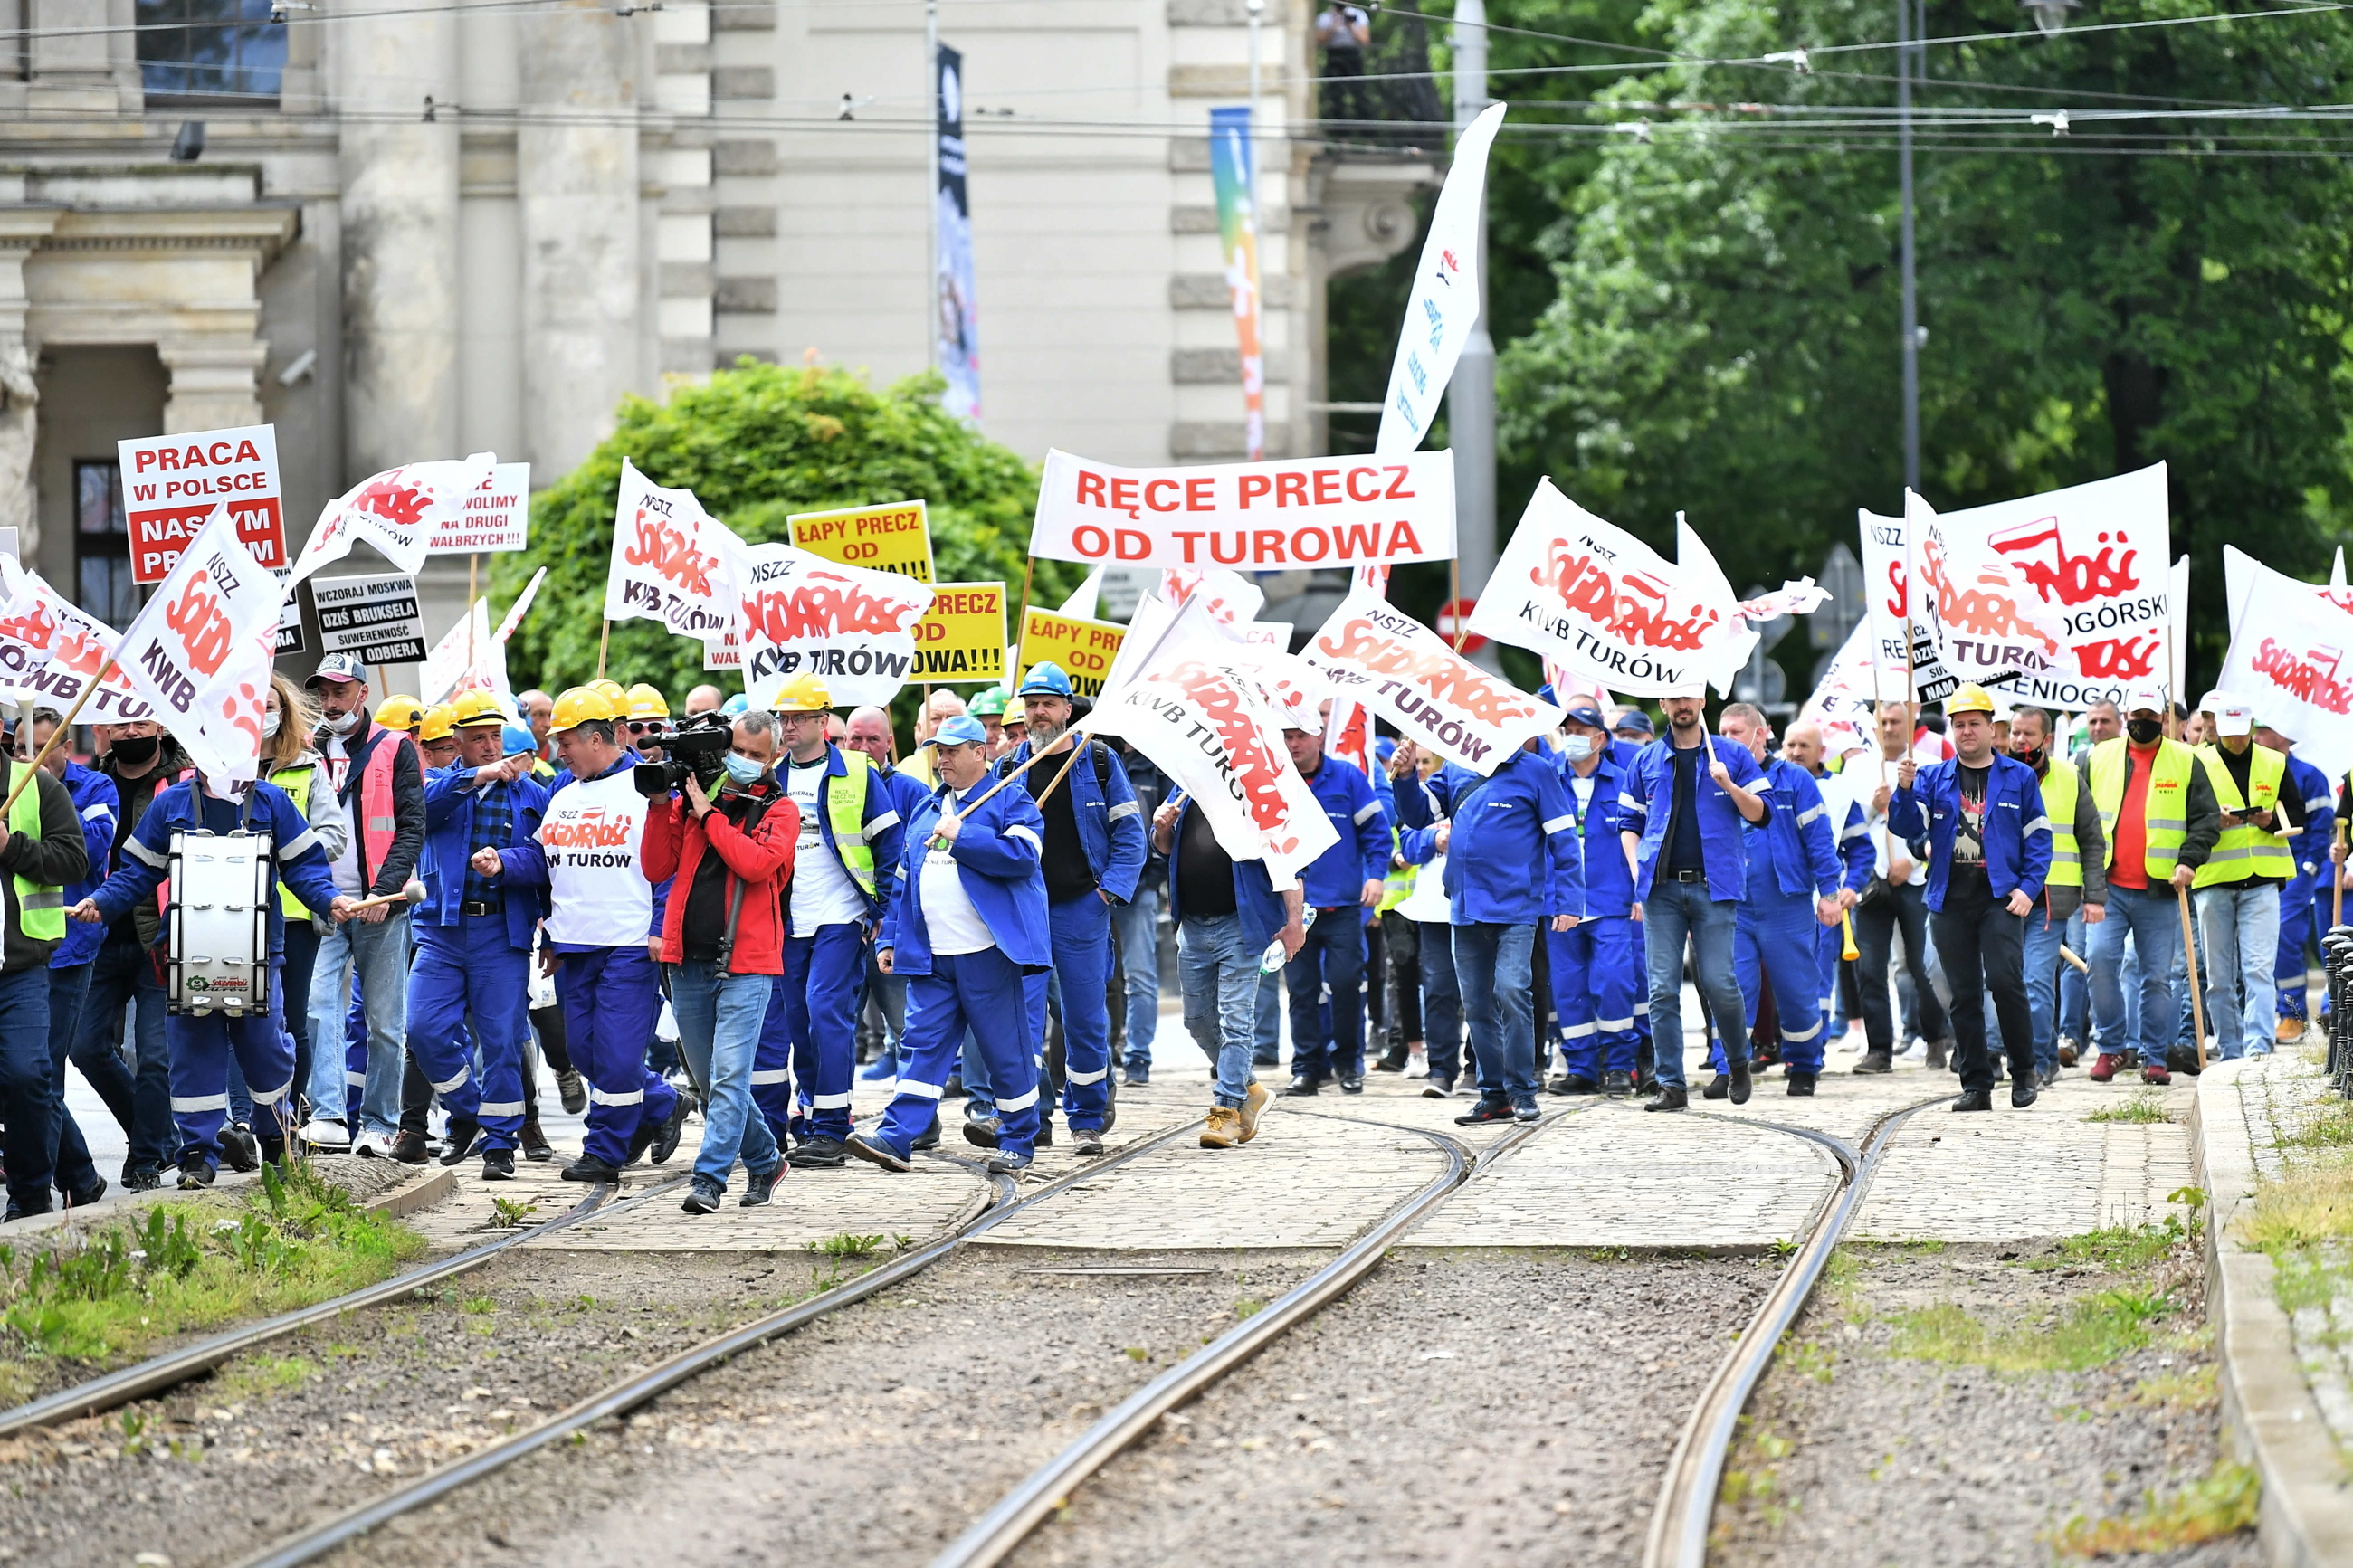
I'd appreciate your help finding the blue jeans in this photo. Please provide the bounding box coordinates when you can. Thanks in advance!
[304,910,411,1136]
[1641,879,1748,1092]
[0,966,56,1211]
[1253,967,1281,1063]
[2024,901,2066,1076]
[1179,913,1260,1108]
[2091,883,2185,1059]
[1453,921,1537,1105]
[668,961,783,1191]
[2197,882,2281,1060]
[79,929,173,1175]
[2059,907,2091,1041]
[1287,909,1367,1083]
[1112,885,1160,1063]
[1416,919,1464,1084]
[43,964,102,1199]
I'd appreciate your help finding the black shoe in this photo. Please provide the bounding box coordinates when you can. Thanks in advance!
[1338,1076,1365,1096]
[1925,1039,1951,1072]
[1373,1048,1409,1074]
[1701,1073,1730,1101]
[1035,1120,1055,1148]
[1453,1099,1515,1126]
[258,1136,286,1166]
[520,1116,554,1163]
[1786,1072,1817,1098]
[2167,1043,2204,1076]
[1284,1077,1320,1097]
[1420,1077,1455,1098]
[624,1115,660,1167]
[1853,1050,1893,1075]
[218,1123,261,1174]
[1729,1058,1752,1106]
[1636,1074,1662,1098]
[845,1132,912,1172]
[1602,1069,1634,1098]
[912,1113,942,1152]
[787,1137,849,1170]
[1554,1075,1600,1096]
[986,1148,1034,1174]
[481,1149,515,1181]
[560,1155,624,1183]
[962,1114,1003,1149]
[1546,1073,1576,1095]
[681,1177,724,1214]
[122,1167,165,1193]
[739,1164,783,1206]
[651,1091,694,1165]
[2011,1078,2039,1109]
[1123,1061,1150,1088]
[1072,1129,1107,1155]
[1645,1087,1689,1112]
[1950,1088,1993,1113]
[945,1075,967,1099]
[177,1162,216,1190]
[435,1122,477,1167]
[62,1176,108,1209]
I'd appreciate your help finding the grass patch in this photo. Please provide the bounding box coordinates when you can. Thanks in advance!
[2239,1119,2353,1322]
[2278,1096,2353,1151]
[1234,1297,1266,1321]
[805,1233,888,1259]
[1887,1286,2176,1373]
[2087,1092,2171,1125]
[1777,1337,1836,1384]
[2051,1462,2259,1555]
[2130,1362,2218,1411]
[0,1161,423,1372]
[2032,1215,2193,1274]
[214,1352,320,1401]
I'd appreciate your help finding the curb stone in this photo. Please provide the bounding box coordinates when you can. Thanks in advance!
[2192,1057,2353,1568]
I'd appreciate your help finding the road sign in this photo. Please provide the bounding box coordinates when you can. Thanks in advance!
[1434,597,1487,657]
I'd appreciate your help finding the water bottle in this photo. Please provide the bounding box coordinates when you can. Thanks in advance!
[1261,906,1319,974]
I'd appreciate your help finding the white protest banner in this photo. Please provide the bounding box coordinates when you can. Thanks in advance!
[309,573,425,664]
[1377,101,1508,456]
[1161,566,1266,629]
[1082,631,1338,885]
[0,568,149,722]
[1235,622,1292,651]
[1909,489,2074,698]
[119,424,287,584]
[601,458,739,640]
[1032,449,1455,572]
[291,453,496,585]
[428,461,531,555]
[417,597,522,725]
[2216,546,2353,783]
[729,539,935,708]
[494,566,546,644]
[1857,505,1958,703]
[112,506,288,780]
[1466,480,1754,698]
[1796,618,1881,757]
[1306,591,1563,774]
[2170,555,2191,704]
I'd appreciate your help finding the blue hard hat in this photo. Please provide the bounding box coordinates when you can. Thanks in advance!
[925,714,990,749]
[721,693,750,718]
[500,724,536,756]
[1018,661,1074,699]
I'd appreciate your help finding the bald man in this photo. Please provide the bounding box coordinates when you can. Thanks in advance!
[683,685,724,718]
[901,689,969,791]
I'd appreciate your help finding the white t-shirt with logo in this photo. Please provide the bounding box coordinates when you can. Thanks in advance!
[919,785,995,956]
[538,769,653,946]
[784,755,871,936]
[320,731,364,895]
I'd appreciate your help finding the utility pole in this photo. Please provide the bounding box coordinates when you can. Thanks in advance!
[1898,0,1920,495]
[1452,0,1499,670]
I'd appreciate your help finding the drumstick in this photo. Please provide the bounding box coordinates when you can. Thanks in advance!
[2058,943,2090,974]
[342,880,425,914]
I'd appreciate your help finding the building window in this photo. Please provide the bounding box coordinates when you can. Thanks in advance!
[75,460,138,631]
[137,0,285,103]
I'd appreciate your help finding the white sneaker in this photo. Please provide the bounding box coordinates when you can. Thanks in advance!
[298,1117,352,1150]
[1838,1024,1866,1054]
[353,1129,397,1158]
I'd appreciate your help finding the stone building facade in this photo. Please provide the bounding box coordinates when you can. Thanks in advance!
[0,0,1431,676]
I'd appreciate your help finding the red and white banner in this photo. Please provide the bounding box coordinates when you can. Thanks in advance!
[0,561,149,722]
[1306,591,1563,774]
[1467,480,1758,698]
[418,598,521,725]
[1083,630,1338,886]
[292,452,498,585]
[427,461,532,556]
[600,458,739,641]
[494,566,547,645]
[728,539,935,708]
[1857,503,1958,704]
[119,424,286,584]
[2217,546,2353,783]
[112,506,289,784]
[1161,566,1266,629]
[1031,449,1455,572]
[1796,618,1881,758]
[1909,490,2074,698]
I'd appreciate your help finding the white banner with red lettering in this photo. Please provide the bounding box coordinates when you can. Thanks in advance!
[2216,546,2353,783]
[0,560,151,723]
[1857,505,1959,704]
[727,540,935,708]
[1306,590,1563,774]
[1908,489,2075,698]
[1466,480,1757,698]
[112,506,289,784]
[1796,618,1881,758]
[1082,631,1338,887]
[601,459,741,640]
[291,452,498,584]
[417,597,522,726]
[1031,450,1455,572]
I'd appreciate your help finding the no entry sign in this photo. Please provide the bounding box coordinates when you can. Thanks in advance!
[118,424,285,584]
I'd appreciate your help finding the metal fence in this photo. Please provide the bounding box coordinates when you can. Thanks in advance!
[1319,12,1446,155]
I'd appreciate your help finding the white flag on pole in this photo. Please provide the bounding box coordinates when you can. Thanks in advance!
[1376,101,1509,456]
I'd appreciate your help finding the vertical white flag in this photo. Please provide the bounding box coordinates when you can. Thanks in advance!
[1376,101,1509,456]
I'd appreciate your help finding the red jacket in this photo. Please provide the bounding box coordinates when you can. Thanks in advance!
[641,788,800,975]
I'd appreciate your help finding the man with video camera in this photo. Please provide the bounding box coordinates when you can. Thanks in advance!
[640,708,797,1212]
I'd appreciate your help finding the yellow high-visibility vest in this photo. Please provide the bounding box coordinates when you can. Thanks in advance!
[2040,757,2083,889]
[2193,743,2293,888]
[2085,737,2196,880]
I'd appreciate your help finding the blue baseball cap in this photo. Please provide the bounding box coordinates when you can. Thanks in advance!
[1614,710,1655,736]
[1562,703,1608,729]
[925,714,990,749]
[501,724,537,756]
[1018,661,1074,699]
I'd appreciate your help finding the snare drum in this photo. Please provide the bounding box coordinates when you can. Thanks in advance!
[167,831,272,1016]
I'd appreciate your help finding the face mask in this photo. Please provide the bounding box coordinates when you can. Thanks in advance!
[326,707,363,736]
[1562,735,1594,762]
[2015,746,2043,772]
[110,734,159,766]
[2127,717,2163,746]
[262,712,282,740]
[722,752,766,787]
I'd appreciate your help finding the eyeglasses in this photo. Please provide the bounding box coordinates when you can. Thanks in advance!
[625,721,656,735]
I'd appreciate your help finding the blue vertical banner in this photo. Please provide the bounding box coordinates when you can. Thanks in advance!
[1206,107,1265,461]
[935,43,982,422]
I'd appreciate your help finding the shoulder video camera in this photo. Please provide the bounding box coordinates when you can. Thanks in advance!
[634,711,734,797]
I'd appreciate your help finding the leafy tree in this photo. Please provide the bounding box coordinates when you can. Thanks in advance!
[495,361,1070,701]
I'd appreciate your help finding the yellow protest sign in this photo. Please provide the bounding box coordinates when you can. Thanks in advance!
[911,582,1006,684]
[787,500,934,583]
[1019,608,1127,699]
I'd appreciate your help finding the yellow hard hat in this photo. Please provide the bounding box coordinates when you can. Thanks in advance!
[551,685,620,732]
[417,704,458,744]
[625,682,671,721]
[769,672,834,715]
[1947,683,1997,717]
[449,689,506,728]
[588,679,628,710]
[375,695,424,735]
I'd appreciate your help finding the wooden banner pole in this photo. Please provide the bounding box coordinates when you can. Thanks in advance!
[0,660,114,817]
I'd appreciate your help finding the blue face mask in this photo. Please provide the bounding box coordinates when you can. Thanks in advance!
[1562,735,1594,762]
[721,752,766,787]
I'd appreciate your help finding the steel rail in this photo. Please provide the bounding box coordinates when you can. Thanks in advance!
[0,1171,680,1438]
[924,1104,1583,1568]
[1641,1096,1944,1568]
[231,1115,1210,1568]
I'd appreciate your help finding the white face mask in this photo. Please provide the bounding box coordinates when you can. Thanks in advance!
[326,707,363,736]
[1562,735,1594,762]
[262,711,282,740]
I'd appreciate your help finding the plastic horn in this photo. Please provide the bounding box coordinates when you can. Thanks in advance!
[345,879,427,914]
